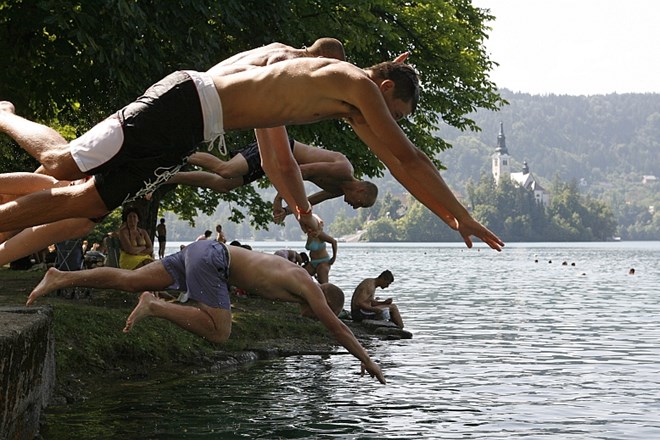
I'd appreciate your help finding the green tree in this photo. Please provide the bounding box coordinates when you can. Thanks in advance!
[376,192,404,220]
[329,212,362,238]
[364,217,399,242]
[397,201,459,242]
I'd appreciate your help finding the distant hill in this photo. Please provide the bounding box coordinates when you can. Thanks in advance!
[435,89,660,196]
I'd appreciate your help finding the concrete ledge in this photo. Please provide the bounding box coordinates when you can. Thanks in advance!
[0,306,55,440]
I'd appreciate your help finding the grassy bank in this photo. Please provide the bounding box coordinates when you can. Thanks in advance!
[0,267,340,398]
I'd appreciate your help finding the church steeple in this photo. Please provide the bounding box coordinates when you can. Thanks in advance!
[522,161,529,174]
[492,122,511,185]
[495,122,509,155]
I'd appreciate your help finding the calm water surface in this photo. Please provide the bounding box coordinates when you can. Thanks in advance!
[43,242,660,439]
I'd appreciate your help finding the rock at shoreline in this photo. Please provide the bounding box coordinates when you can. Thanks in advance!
[344,317,413,340]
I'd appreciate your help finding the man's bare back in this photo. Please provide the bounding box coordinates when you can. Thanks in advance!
[208,43,308,73]
[210,58,367,131]
[209,38,344,72]
[351,278,377,310]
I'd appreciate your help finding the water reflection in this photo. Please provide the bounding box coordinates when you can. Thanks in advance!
[44,242,660,439]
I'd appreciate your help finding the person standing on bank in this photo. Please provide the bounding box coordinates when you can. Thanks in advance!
[156,218,167,259]
[304,215,337,284]
[215,224,226,243]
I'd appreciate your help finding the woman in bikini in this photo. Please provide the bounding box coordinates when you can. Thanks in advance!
[118,207,154,270]
[304,215,337,284]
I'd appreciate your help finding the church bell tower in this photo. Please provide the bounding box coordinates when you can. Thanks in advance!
[492,122,511,185]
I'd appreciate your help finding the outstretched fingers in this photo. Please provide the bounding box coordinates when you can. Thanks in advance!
[477,225,505,251]
[458,218,505,252]
[361,361,386,385]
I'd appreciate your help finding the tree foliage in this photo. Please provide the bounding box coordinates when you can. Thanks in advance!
[0,0,502,236]
[468,176,617,241]
[359,174,617,242]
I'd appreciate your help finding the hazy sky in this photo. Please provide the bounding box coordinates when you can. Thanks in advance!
[471,0,660,95]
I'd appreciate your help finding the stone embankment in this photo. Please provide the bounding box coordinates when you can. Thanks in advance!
[0,303,411,438]
[0,306,55,440]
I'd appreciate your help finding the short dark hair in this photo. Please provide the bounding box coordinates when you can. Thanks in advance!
[367,61,419,112]
[361,181,379,207]
[378,270,394,283]
[320,283,345,316]
[122,206,141,222]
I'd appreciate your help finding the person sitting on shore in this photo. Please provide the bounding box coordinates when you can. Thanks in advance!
[83,242,106,269]
[351,270,404,329]
[26,239,385,384]
[118,207,154,270]
[196,230,213,241]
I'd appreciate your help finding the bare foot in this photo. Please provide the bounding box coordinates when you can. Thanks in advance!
[0,101,16,114]
[26,268,67,306]
[187,152,210,167]
[123,292,157,333]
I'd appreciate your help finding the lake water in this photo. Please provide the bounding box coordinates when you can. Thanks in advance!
[42,242,660,439]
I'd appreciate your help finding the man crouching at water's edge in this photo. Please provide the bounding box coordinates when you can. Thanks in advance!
[27,240,385,384]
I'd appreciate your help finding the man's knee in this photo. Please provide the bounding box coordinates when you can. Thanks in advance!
[41,148,84,180]
[70,219,96,238]
[204,307,232,343]
[207,329,230,344]
[114,273,143,292]
[73,180,110,218]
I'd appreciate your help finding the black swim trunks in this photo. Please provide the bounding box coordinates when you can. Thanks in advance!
[351,308,377,322]
[229,138,295,185]
[87,71,205,210]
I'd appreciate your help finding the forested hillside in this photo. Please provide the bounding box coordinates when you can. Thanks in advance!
[438,89,659,191]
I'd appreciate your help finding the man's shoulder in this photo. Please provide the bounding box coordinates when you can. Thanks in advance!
[284,57,357,72]
[263,42,292,50]
[352,277,375,293]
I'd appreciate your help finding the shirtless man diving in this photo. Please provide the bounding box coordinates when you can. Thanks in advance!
[0,48,504,250]
[0,38,346,237]
[169,139,379,217]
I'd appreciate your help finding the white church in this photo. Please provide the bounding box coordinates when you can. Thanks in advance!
[491,122,550,206]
